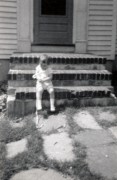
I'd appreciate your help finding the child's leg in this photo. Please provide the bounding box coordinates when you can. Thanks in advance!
[48,87,55,111]
[35,111,39,127]
[36,87,43,126]
[35,110,44,128]
[36,88,43,111]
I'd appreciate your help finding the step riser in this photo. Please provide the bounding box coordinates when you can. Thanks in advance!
[7,98,116,116]
[10,56,106,65]
[10,64,106,71]
[8,86,112,99]
[8,80,111,87]
[15,91,111,100]
[8,73,111,81]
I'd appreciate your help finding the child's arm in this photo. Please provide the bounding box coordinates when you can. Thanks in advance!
[32,74,37,79]
[32,66,42,81]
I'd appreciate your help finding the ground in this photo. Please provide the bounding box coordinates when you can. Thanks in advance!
[0,106,117,180]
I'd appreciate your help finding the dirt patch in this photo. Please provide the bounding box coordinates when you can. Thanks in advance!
[34,113,68,133]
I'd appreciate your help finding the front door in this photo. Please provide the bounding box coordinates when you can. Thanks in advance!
[34,0,73,45]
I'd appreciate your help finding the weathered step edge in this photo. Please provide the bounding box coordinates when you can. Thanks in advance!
[8,70,112,81]
[10,63,106,71]
[7,85,116,116]
[8,86,112,99]
[8,80,111,87]
[10,53,106,65]
[7,95,117,117]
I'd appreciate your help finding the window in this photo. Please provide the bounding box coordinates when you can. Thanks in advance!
[41,0,66,15]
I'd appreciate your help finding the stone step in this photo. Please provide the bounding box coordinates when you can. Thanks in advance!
[10,53,106,65]
[8,69,111,81]
[7,96,117,116]
[8,69,112,87]
[8,85,115,116]
[7,53,116,116]
[8,86,112,100]
[10,63,106,71]
[10,53,106,71]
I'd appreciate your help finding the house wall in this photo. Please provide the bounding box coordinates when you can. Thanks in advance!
[17,0,117,60]
[116,0,117,55]
[87,0,116,60]
[17,0,88,54]
[0,0,117,59]
[116,30,117,54]
[0,0,17,81]
[0,0,17,59]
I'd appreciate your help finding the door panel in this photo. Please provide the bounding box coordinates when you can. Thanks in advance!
[34,0,73,45]
[39,24,67,32]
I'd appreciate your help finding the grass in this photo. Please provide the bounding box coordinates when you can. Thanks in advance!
[65,107,84,136]
[0,142,6,180]
[2,132,44,180]
[88,106,117,129]
[0,134,108,180]
[0,106,117,180]
[97,120,117,129]
[3,134,106,180]
[0,115,36,143]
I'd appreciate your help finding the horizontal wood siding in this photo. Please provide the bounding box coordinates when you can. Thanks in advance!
[116,3,117,55]
[116,35,117,54]
[87,0,115,59]
[0,0,17,59]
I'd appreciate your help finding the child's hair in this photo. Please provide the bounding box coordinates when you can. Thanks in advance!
[39,54,49,64]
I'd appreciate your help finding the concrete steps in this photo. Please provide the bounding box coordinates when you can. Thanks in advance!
[10,53,106,70]
[10,53,106,63]
[8,69,111,87]
[10,63,106,71]
[8,86,112,100]
[7,53,115,116]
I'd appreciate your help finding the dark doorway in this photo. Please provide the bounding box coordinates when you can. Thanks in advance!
[34,0,73,45]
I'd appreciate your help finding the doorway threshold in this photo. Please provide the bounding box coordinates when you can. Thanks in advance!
[31,45,75,53]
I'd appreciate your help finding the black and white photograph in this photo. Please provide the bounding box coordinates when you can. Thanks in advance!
[0,0,117,179]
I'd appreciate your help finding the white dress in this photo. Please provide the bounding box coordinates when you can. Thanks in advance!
[33,65,53,92]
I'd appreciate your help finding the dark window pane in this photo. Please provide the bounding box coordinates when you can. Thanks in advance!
[41,0,66,15]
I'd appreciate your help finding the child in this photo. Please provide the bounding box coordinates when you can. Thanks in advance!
[32,54,55,126]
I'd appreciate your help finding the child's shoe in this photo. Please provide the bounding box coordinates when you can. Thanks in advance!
[50,106,56,112]
[110,93,117,99]
[43,110,48,119]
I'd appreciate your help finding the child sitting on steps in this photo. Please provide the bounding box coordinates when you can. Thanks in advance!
[32,54,55,127]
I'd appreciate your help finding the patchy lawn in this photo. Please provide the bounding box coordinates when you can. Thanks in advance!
[0,106,117,180]
[87,106,117,129]
[0,115,36,143]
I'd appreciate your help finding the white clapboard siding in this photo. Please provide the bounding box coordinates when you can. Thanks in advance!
[87,0,115,59]
[116,36,117,54]
[0,0,17,59]
[116,2,117,55]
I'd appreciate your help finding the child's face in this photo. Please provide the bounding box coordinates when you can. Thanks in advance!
[40,59,48,70]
